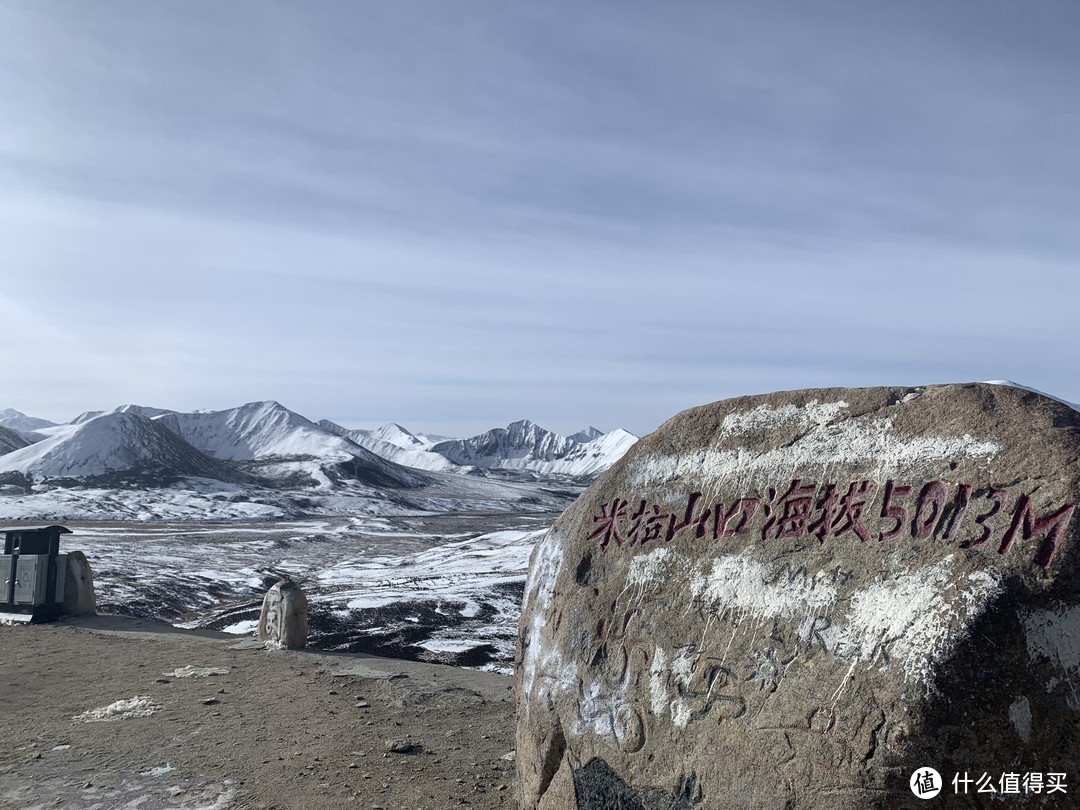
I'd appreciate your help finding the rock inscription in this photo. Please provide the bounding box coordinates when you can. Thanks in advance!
[517,384,1080,809]
[590,480,1075,567]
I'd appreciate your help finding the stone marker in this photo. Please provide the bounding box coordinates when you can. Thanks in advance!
[258,578,308,649]
[62,550,96,616]
[516,384,1080,809]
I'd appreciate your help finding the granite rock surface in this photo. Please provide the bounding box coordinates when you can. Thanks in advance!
[517,384,1080,809]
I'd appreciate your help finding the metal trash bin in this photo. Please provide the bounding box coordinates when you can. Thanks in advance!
[0,525,71,623]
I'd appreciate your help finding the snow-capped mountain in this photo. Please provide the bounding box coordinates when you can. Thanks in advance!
[154,402,430,489]
[318,420,458,473]
[0,408,57,435]
[70,404,175,426]
[156,401,362,461]
[0,402,635,518]
[429,419,637,476]
[431,419,573,467]
[370,422,432,450]
[557,428,639,476]
[0,402,433,492]
[0,411,241,481]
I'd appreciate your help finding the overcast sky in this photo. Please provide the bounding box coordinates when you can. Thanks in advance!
[2,1,1078,438]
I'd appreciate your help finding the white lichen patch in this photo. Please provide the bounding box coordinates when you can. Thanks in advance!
[74,696,161,722]
[690,553,837,618]
[827,557,1001,688]
[627,408,999,494]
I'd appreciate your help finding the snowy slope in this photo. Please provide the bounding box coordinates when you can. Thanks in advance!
[551,428,639,476]
[154,401,359,461]
[116,404,176,419]
[0,412,241,481]
[318,420,459,473]
[370,422,431,450]
[70,404,175,426]
[61,516,559,671]
[569,426,603,443]
[0,425,30,455]
[430,419,637,476]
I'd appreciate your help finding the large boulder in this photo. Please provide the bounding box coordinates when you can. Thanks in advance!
[516,384,1080,809]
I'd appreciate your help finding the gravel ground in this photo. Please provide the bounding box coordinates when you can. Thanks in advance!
[0,614,518,810]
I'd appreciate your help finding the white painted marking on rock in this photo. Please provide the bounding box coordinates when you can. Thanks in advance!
[827,557,1001,688]
[627,400,1000,494]
[649,646,670,717]
[520,529,577,715]
[139,763,175,777]
[718,400,849,438]
[669,647,698,728]
[690,553,837,618]
[626,547,675,588]
[1021,606,1080,706]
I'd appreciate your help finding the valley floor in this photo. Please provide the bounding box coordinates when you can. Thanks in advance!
[0,614,518,810]
[53,511,559,671]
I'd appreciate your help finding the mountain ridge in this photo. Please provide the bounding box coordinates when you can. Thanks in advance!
[0,403,638,488]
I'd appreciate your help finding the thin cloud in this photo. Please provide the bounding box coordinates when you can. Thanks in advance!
[1,1,1078,436]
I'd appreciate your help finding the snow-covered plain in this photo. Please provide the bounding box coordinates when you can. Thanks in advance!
[61,513,557,673]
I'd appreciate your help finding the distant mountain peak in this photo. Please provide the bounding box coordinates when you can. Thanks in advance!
[569,426,603,443]
[430,420,636,476]
[116,404,175,419]
[0,408,59,432]
[0,410,242,481]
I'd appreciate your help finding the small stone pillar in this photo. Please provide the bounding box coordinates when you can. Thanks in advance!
[258,578,307,649]
[62,550,96,616]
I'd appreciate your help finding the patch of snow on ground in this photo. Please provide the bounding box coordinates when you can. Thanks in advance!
[221,619,259,635]
[74,696,161,722]
[55,512,559,671]
[162,666,230,678]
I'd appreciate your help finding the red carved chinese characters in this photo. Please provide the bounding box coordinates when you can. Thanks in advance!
[590,479,1076,569]
[762,480,818,540]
